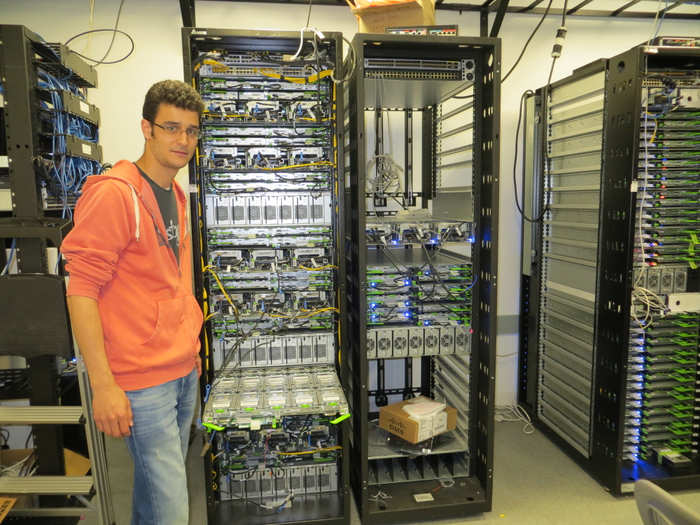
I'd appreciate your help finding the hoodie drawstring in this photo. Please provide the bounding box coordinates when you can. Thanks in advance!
[128,184,141,241]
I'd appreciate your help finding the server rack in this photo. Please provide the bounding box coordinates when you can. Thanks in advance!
[344,34,499,523]
[0,25,113,523]
[519,40,700,494]
[183,29,350,525]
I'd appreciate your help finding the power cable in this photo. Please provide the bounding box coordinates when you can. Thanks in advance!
[502,0,554,83]
[65,0,133,65]
[512,89,546,223]
[305,0,313,27]
[66,29,134,65]
[513,0,568,222]
[649,0,670,45]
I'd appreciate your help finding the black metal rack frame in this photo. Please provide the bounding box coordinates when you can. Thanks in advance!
[0,24,101,524]
[518,42,700,495]
[344,33,499,524]
[182,28,350,525]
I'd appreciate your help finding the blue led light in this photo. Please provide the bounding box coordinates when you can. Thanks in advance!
[370,303,378,309]
[370,282,377,288]
[423,320,431,326]
[404,300,411,307]
[404,279,411,286]
[392,239,399,245]
[468,236,475,243]
[404,311,411,318]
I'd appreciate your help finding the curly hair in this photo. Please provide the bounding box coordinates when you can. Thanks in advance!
[142,80,204,122]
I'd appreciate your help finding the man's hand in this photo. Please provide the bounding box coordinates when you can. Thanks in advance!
[92,382,133,438]
[67,296,132,437]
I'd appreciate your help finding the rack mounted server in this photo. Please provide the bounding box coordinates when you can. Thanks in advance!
[519,39,700,494]
[344,34,499,523]
[184,29,350,525]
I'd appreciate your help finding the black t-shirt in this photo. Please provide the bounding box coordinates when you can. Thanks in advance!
[137,166,180,264]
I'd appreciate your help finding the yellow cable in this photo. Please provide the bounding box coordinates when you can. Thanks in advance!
[194,58,228,73]
[261,161,334,171]
[255,68,333,84]
[332,81,341,366]
[192,138,212,377]
[268,307,339,320]
[299,264,337,271]
[204,266,240,319]
[276,446,342,456]
[298,117,332,122]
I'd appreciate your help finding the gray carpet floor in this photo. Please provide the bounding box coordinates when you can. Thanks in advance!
[84,420,700,525]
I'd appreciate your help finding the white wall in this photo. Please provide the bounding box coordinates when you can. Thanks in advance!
[2,0,697,405]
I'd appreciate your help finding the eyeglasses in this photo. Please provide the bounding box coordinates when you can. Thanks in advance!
[151,121,201,139]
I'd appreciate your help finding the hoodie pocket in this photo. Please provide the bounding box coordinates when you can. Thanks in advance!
[142,296,187,347]
[186,295,204,344]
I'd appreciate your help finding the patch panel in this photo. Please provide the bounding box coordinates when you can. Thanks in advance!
[385,25,459,37]
[1,57,103,213]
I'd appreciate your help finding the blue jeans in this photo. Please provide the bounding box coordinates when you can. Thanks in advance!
[124,367,197,525]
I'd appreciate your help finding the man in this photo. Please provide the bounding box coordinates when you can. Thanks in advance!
[62,80,205,525]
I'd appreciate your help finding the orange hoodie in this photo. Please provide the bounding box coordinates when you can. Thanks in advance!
[62,160,203,391]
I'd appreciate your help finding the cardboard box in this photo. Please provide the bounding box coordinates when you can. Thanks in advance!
[346,0,436,34]
[0,497,17,523]
[64,448,91,476]
[0,449,35,514]
[379,397,456,444]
